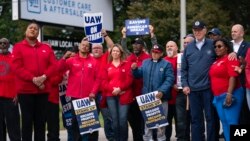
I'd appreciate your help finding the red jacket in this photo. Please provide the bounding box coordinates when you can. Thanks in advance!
[12,39,57,94]
[0,53,17,98]
[126,52,150,97]
[101,61,133,105]
[48,69,63,104]
[245,48,250,88]
[164,56,177,104]
[58,54,100,99]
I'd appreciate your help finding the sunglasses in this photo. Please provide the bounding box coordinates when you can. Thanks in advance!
[214,45,224,49]
[0,42,7,45]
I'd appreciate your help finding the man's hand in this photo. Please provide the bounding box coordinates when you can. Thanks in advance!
[183,86,190,95]
[63,51,74,60]
[89,93,96,101]
[131,63,138,70]
[13,96,18,105]
[173,84,179,91]
[228,52,237,61]
[101,29,108,37]
[149,25,155,38]
[121,27,126,38]
[155,91,163,99]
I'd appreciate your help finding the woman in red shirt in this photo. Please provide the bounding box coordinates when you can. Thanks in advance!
[209,38,243,141]
[101,44,133,141]
[245,49,250,111]
[12,21,57,141]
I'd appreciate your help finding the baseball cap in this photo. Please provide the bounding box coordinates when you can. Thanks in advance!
[208,28,221,36]
[192,20,206,29]
[151,44,163,53]
[132,38,145,46]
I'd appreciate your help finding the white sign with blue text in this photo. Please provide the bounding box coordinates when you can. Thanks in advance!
[72,97,101,135]
[83,12,103,44]
[125,18,150,36]
[136,91,168,129]
[17,0,113,31]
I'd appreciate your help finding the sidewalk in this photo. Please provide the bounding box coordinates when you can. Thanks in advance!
[8,126,225,140]
[59,126,176,141]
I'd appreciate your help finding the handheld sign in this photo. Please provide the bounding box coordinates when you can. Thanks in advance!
[176,53,183,89]
[59,72,73,128]
[83,12,103,44]
[125,18,149,36]
[72,97,101,135]
[136,91,168,129]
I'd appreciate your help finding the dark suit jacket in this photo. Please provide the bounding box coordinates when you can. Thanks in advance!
[237,40,249,58]
[236,40,249,86]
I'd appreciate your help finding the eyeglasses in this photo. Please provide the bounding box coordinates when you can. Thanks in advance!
[214,45,224,49]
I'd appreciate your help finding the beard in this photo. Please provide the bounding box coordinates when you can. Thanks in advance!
[167,50,174,57]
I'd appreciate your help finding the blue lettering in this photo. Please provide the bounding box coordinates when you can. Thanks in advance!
[76,99,91,108]
[140,93,155,104]
[95,16,101,23]
[85,16,101,24]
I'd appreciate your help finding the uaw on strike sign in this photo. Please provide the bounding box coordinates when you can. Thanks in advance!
[72,97,101,135]
[136,91,168,129]
[83,12,103,44]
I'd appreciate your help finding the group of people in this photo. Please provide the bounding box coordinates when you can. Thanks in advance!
[0,19,250,141]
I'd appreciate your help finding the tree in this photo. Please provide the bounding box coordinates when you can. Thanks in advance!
[126,0,230,48]
[0,0,27,43]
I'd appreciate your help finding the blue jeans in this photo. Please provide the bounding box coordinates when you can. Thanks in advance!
[213,87,244,141]
[107,96,130,141]
[100,107,114,141]
[246,88,250,111]
[189,89,215,141]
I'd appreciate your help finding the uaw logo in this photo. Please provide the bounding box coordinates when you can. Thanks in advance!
[28,0,41,13]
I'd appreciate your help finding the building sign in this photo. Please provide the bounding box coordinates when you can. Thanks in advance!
[14,0,113,31]
[43,36,81,50]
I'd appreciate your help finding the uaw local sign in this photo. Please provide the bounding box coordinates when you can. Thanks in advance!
[125,18,149,36]
[14,0,113,31]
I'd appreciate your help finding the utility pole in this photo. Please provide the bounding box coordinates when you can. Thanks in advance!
[180,0,186,51]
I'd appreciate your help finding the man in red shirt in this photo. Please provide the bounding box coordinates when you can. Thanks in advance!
[121,26,152,141]
[164,41,178,141]
[58,38,101,141]
[0,37,21,141]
